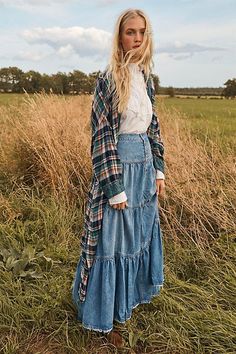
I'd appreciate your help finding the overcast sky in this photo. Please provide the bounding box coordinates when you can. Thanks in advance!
[0,0,235,87]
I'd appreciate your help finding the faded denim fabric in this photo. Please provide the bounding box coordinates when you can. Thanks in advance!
[72,132,164,333]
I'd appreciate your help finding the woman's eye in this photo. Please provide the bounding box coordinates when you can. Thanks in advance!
[127,31,145,36]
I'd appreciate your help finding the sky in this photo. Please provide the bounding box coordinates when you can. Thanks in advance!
[0,0,235,88]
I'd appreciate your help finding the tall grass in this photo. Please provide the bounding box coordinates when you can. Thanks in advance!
[0,93,235,353]
[0,93,92,205]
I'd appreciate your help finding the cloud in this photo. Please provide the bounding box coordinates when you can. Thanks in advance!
[0,0,77,15]
[13,50,50,61]
[57,44,75,58]
[158,41,227,60]
[21,26,112,59]
[96,0,124,5]
[211,55,223,62]
[0,0,74,7]
[0,0,125,9]
[169,53,193,61]
[160,23,236,45]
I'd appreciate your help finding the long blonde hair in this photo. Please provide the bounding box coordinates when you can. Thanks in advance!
[105,8,154,114]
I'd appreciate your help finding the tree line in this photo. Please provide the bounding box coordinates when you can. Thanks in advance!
[162,79,236,98]
[0,66,160,95]
[0,66,235,98]
[0,67,99,95]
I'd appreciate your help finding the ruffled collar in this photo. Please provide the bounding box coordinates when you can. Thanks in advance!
[128,63,144,72]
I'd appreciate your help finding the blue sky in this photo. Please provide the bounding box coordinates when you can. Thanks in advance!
[0,0,235,87]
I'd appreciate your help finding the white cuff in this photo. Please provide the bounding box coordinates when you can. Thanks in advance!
[109,191,128,205]
[156,170,165,180]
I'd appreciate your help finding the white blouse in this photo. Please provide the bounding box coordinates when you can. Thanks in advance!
[109,63,165,205]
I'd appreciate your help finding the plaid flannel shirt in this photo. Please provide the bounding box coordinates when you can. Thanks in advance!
[78,69,165,302]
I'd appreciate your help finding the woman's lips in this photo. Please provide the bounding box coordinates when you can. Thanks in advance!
[133,45,140,48]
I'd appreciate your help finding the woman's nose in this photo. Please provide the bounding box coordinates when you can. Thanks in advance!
[135,32,142,42]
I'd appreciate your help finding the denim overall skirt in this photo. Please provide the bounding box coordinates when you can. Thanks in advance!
[72,132,164,333]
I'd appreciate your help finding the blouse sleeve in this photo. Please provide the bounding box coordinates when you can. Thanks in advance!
[108,191,128,205]
[90,75,126,199]
[156,170,165,180]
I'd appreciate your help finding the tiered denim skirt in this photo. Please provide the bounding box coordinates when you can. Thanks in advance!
[72,132,164,333]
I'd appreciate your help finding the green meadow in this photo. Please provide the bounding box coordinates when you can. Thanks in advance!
[0,93,27,107]
[161,97,236,151]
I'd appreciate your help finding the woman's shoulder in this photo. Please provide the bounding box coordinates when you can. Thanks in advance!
[95,67,114,96]
[98,66,113,84]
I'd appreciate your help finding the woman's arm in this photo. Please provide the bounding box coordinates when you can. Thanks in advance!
[147,77,165,175]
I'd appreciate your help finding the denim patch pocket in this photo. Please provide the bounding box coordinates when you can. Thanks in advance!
[142,159,157,205]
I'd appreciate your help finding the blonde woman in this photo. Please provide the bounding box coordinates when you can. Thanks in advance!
[72,8,165,346]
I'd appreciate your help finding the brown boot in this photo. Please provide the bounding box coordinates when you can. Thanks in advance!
[106,330,124,347]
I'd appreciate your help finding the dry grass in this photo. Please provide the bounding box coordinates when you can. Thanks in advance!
[0,93,92,204]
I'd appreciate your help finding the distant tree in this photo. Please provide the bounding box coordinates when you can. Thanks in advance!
[20,70,42,93]
[222,78,236,99]
[9,67,24,93]
[68,70,88,94]
[39,74,52,93]
[0,66,24,92]
[166,86,175,97]
[0,67,12,92]
[87,71,102,94]
[50,72,70,94]
[151,74,160,94]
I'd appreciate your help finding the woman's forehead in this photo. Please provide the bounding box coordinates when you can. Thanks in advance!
[123,16,146,30]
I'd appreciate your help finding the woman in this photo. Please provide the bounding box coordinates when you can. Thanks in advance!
[72,8,165,344]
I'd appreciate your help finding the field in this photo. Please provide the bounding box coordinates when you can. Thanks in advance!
[159,96,236,152]
[0,93,28,107]
[0,93,235,353]
[1,93,235,150]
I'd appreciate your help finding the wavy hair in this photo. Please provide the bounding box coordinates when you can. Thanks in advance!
[105,8,154,114]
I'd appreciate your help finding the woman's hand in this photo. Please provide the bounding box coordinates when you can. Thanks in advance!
[110,201,128,210]
[156,179,165,198]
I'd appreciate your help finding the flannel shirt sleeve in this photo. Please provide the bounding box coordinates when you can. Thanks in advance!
[147,77,165,174]
[90,76,126,199]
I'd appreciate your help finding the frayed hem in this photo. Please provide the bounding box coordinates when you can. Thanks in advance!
[79,322,113,334]
[77,284,164,333]
[114,285,163,324]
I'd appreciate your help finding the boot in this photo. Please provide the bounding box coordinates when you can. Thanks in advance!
[106,330,124,347]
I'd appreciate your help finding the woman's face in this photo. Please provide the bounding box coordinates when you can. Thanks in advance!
[120,16,146,53]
